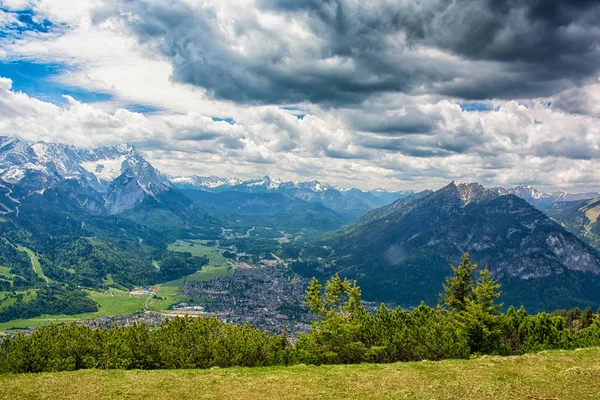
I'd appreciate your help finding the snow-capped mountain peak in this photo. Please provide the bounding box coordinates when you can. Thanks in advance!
[169,173,414,220]
[0,136,170,214]
[171,175,242,190]
[494,184,600,210]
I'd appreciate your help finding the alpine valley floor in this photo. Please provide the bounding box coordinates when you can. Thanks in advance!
[1,348,599,400]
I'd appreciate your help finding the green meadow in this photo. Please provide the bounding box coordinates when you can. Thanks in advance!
[1,348,599,399]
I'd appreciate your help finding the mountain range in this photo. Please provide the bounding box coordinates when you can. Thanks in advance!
[547,197,600,253]
[0,137,225,295]
[296,182,600,311]
[0,136,399,298]
[171,175,412,221]
[2,136,600,314]
[494,185,600,211]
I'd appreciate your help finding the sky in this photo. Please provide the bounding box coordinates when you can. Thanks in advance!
[0,0,600,192]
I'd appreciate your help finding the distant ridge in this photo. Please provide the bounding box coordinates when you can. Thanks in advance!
[495,185,600,211]
[171,174,414,221]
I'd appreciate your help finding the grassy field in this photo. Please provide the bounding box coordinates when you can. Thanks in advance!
[15,246,50,284]
[1,348,599,399]
[88,289,147,316]
[167,241,229,267]
[149,241,234,310]
[172,241,233,282]
[148,279,186,311]
[0,242,232,330]
[0,266,17,280]
[0,289,37,312]
[187,263,233,282]
[0,289,147,332]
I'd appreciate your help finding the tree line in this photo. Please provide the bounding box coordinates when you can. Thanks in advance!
[1,253,600,373]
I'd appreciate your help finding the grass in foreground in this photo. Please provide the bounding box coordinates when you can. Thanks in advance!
[1,348,599,400]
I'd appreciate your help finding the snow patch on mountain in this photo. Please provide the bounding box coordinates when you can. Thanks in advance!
[1,168,25,183]
[81,157,126,182]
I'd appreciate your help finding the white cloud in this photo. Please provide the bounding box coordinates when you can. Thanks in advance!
[0,0,599,192]
[2,75,600,192]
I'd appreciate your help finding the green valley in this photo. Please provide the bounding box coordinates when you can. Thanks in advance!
[3,2,600,397]
[149,240,234,309]
[0,289,148,331]
[0,240,238,333]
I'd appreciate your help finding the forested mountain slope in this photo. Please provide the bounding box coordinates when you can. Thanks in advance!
[296,182,600,311]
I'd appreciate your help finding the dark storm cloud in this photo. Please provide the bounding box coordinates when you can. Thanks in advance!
[356,127,487,157]
[98,0,600,106]
[324,147,372,160]
[534,137,600,160]
[362,137,454,157]
[341,105,440,135]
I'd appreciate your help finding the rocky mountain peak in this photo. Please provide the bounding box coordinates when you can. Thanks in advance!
[435,181,497,207]
[0,137,170,214]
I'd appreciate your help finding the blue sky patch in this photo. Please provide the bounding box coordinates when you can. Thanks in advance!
[212,117,236,124]
[0,60,113,105]
[0,7,60,37]
[124,104,163,114]
[459,102,494,112]
[281,105,309,119]
[281,105,306,111]
[13,9,54,33]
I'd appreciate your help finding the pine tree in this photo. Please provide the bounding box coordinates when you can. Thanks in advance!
[473,267,502,314]
[304,277,325,316]
[441,253,477,313]
[324,273,348,313]
[344,280,364,316]
[455,265,504,354]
